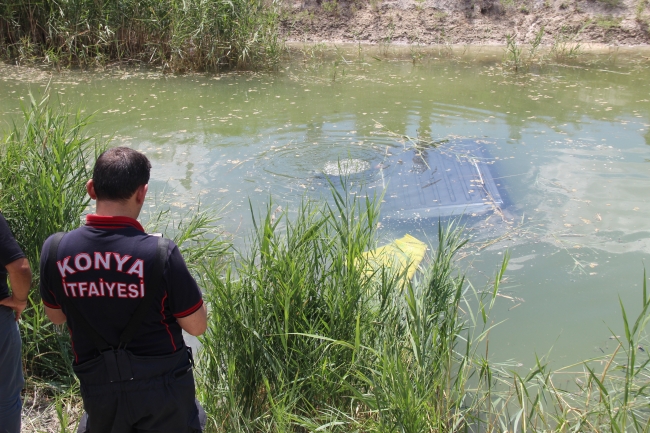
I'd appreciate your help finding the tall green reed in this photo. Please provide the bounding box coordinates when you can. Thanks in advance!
[351,224,508,433]
[0,93,230,387]
[0,93,100,266]
[503,26,545,72]
[198,184,391,430]
[0,0,283,71]
[485,271,650,433]
[197,179,508,432]
[0,92,102,384]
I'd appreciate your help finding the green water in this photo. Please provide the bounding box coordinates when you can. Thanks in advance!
[2,46,650,367]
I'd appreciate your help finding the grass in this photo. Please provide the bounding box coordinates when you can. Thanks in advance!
[486,273,650,432]
[595,15,623,29]
[321,0,340,15]
[0,0,283,71]
[550,22,589,61]
[595,0,623,7]
[637,0,649,25]
[196,187,389,429]
[3,95,650,433]
[0,92,229,429]
[0,91,103,386]
[195,176,509,431]
[503,26,544,72]
[639,0,649,14]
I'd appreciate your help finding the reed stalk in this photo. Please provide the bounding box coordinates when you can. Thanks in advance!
[0,0,283,71]
[0,91,101,385]
[196,179,510,432]
[3,95,649,433]
[0,92,229,388]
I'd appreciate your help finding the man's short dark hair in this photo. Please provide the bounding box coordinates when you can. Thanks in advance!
[92,147,152,201]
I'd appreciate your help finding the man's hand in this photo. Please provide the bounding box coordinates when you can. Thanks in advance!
[0,295,28,320]
[2,257,32,321]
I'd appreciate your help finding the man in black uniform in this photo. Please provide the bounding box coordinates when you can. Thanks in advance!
[39,147,207,433]
[0,213,32,433]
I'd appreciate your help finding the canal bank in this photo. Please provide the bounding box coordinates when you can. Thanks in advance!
[282,0,650,46]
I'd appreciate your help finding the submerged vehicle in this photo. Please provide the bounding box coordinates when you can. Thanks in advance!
[320,138,505,221]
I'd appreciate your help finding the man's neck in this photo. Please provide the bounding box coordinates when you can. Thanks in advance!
[94,201,141,220]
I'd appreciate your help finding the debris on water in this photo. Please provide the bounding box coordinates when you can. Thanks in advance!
[322,159,370,176]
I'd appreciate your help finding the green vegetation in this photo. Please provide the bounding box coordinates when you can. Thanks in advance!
[0,92,102,385]
[503,26,544,71]
[550,22,589,60]
[636,0,649,27]
[501,21,593,72]
[2,98,649,432]
[595,0,623,7]
[322,0,340,14]
[639,0,648,16]
[196,187,504,431]
[195,186,650,432]
[0,93,227,390]
[595,15,623,29]
[500,0,516,9]
[0,0,283,71]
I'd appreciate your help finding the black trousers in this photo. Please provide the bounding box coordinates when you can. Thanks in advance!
[74,348,203,433]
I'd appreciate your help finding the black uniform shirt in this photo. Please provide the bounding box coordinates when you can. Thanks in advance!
[0,212,26,301]
[39,215,203,364]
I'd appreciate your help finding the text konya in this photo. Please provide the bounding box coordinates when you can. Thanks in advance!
[56,252,145,299]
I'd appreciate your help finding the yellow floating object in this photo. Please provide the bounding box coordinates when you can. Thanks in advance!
[362,234,427,281]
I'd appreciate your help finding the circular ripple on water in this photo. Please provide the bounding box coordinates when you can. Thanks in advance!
[321,159,370,176]
[253,130,401,195]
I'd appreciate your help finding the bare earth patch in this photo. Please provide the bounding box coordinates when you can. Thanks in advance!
[281,0,650,46]
[21,387,82,433]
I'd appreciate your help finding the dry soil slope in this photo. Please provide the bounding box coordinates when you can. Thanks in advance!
[282,0,650,46]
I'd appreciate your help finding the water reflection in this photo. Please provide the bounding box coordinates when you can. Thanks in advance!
[0,47,649,366]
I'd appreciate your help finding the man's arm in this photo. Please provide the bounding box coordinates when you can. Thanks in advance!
[177,303,207,336]
[0,257,32,320]
[44,305,67,325]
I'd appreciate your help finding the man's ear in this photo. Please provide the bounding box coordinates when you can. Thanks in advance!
[135,184,148,205]
[86,180,97,200]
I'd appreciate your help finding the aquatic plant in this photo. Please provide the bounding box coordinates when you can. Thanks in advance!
[193,176,650,433]
[195,175,509,432]
[550,22,589,60]
[488,272,650,432]
[0,91,103,384]
[0,93,229,388]
[503,26,544,72]
[504,34,524,71]
[197,185,387,428]
[0,0,283,71]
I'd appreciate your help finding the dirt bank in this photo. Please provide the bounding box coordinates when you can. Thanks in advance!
[281,0,650,46]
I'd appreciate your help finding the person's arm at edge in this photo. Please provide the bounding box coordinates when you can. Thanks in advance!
[177,303,207,336]
[0,257,32,321]
[44,305,67,325]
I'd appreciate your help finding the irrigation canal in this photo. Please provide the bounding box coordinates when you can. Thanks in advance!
[1,46,650,368]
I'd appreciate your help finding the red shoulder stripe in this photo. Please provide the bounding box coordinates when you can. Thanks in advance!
[42,300,61,309]
[173,299,204,318]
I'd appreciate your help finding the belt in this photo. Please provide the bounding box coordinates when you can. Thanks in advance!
[72,347,193,385]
